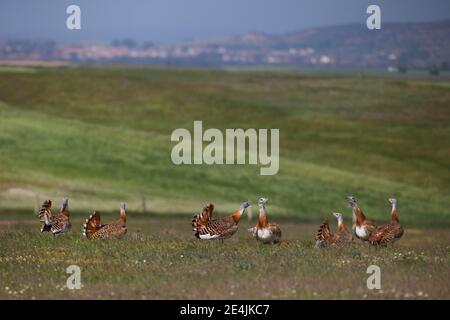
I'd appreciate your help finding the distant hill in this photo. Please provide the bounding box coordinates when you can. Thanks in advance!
[194,20,450,68]
[1,20,449,69]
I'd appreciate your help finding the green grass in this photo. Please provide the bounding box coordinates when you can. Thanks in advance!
[0,66,37,74]
[0,218,449,299]
[0,66,449,299]
[0,66,449,225]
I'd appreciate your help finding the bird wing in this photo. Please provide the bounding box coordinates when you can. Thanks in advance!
[205,204,214,220]
[51,213,71,235]
[90,223,127,239]
[335,228,353,245]
[197,217,236,239]
[38,206,53,232]
[267,223,281,243]
[369,223,402,245]
[38,207,52,222]
[394,225,404,239]
[369,224,388,242]
[247,226,257,237]
[83,211,103,238]
[217,224,239,239]
[363,219,378,234]
[316,221,335,245]
[268,223,282,241]
[192,204,215,235]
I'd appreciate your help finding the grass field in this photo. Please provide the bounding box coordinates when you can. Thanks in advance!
[0,217,449,299]
[0,65,449,299]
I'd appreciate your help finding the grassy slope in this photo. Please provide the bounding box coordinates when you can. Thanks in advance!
[0,66,449,225]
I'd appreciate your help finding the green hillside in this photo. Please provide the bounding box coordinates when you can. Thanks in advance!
[0,66,449,225]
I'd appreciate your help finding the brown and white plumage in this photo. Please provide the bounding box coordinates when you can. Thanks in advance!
[248,198,281,244]
[347,196,377,241]
[192,201,250,240]
[38,199,53,232]
[82,202,127,239]
[315,212,353,248]
[369,198,404,246]
[38,197,71,235]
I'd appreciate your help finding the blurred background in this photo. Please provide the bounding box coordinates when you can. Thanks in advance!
[0,0,449,71]
[0,0,449,225]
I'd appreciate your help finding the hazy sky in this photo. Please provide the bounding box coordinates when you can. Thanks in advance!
[1,0,449,43]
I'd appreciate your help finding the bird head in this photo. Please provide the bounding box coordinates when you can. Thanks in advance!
[258,197,269,206]
[333,212,344,224]
[120,202,126,211]
[332,212,343,220]
[240,201,251,210]
[346,196,357,207]
[388,198,397,208]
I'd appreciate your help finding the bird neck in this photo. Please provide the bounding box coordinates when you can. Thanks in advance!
[119,209,126,223]
[337,219,345,232]
[258,205,268,228]
[232,209,243,223]
[354,206,366,225]
[391,205,399,223]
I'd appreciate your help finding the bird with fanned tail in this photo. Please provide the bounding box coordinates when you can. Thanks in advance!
[38,197,71,235]
[315,212,353,248]
[192,201,250,241]
[368,198,404,246]
[248,197,282,244]
[347,196,377,241]
[82,202,127,239]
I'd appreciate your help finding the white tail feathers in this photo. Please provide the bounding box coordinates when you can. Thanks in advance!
[82,211,101,238]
